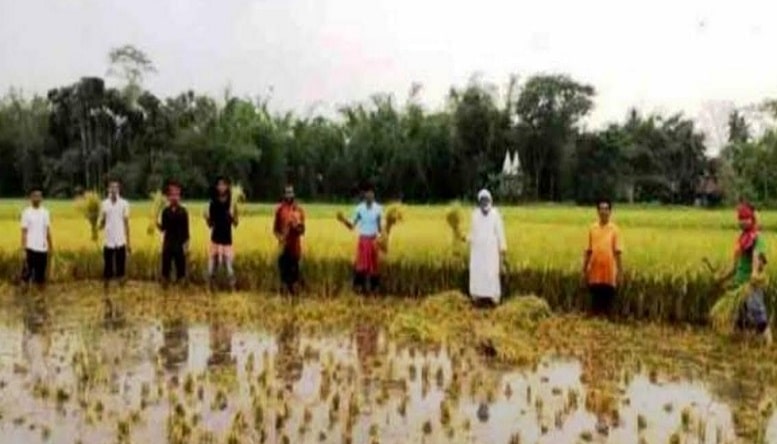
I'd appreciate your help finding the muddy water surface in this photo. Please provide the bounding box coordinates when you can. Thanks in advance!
[0,286,764,443]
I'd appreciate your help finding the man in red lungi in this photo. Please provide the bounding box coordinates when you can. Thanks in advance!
[338,183,383,294]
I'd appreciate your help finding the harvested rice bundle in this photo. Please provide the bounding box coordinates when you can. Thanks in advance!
[709,274,768,334]
[709,287,745,333]
[388,312,447,343]
[231,184,246,215]
[472,324,534,365]
[377,203,404,253]
[74,191,101,242]
[446,203,465,242]
[492,296,552,330]
[446,202,468,258]
[147,190,165,236]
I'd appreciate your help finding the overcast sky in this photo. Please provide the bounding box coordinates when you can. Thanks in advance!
[2,0,777,151]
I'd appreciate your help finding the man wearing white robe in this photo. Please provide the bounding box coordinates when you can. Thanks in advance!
[468,189,507,305]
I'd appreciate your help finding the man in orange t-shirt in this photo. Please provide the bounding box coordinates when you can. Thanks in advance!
[274,184,305,294]
[582,199,623,317]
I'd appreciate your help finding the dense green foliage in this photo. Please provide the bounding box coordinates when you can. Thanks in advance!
[0,45,771,205]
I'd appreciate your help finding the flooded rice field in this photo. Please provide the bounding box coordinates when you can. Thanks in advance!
[0,283,775,443]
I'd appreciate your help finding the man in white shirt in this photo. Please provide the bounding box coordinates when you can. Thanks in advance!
[20,187,53,288]
[99,179,131,288]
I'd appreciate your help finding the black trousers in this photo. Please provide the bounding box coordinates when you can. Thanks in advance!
[162,246,186,282]
[278,250,300,288]
[103,246,127,280]
[23,249,48,284]
[353,273,380,293]
[589,284,616,317]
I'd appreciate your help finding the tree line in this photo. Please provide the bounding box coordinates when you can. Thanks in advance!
[0,45,773,205]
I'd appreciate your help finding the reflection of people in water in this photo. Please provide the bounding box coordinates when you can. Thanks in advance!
[21,295,52,381]
[207,318,234,367]
[355,323,379,377]
[102,294,125,329]
[23,295,50,335]
[160,318,189,370]
[275,318,302,387]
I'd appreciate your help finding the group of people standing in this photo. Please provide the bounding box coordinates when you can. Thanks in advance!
[17,178,382,296]
[464,189,623,314]
[465,190,770,339]
[16,179,770,336]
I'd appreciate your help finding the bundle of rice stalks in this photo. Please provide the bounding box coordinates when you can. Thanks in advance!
[710,272,769,334]
[147,190,165,236]
[472,324,535,365]
[74,191,101,242]
[231,184,246,215]
[446,203,468,259]
[710,285,749,334]
[492,296,552,330]
[388,312,446,343]
[420,291,472,313]
[377,203,404,254]
[445,203,465,242]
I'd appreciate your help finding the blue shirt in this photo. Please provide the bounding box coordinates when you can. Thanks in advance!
[352,202,382,236]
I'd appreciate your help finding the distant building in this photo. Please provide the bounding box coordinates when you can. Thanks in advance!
[495,150,523,201]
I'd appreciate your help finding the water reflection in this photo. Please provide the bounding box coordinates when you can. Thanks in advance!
[23,294,49,335]
[101,293,125,329]
[21,295,51,384]
[160,317,188,370]
[0,306,757,444]
[355,322,380,373]
[276,317,303,388]
[207,317,234,368]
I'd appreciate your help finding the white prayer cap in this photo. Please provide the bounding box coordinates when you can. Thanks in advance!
[477,189,492,202]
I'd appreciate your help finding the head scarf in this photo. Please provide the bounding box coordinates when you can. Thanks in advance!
[737,202,758,253]
[477,189,492,213]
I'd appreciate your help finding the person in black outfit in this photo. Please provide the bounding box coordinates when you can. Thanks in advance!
[158,181,190,285]
[205,177,238,290]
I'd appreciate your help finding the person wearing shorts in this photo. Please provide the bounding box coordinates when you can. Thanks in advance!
[20,187,53,289]
[205,177,238,290]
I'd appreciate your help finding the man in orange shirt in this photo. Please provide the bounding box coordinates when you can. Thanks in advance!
[274,184,305,294]
[582,199,623,317]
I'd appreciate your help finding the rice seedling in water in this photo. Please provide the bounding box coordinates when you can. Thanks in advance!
[440,400,451,426]
[476,403,489,423]
[397,395,408,417]
[681,407,692,431]
[637,414,647,431]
